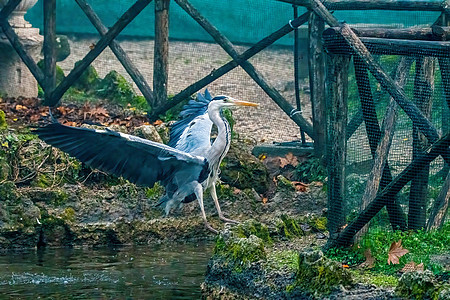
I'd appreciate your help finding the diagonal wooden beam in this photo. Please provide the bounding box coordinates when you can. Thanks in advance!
[150,10,311,119]
[327,133,450,248]
[47,0,153,106]
[174,0,315,140]
[310,0,448,157]
[75,0,154,108]
[0,0,21,20]
[0,0,45,89]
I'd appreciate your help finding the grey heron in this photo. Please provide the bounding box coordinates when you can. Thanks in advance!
[35,90,258,233]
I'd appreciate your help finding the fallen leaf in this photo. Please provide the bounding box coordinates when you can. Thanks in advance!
[359,249,375,269]
[262,197,268,204]
[401,261,424,273]
[342,264,349,268]
[388,240,409,265]
[292,181,308,192]
[15,104,28,110]
[279,152,299,168]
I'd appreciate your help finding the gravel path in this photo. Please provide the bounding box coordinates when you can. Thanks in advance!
[59,36,312,143]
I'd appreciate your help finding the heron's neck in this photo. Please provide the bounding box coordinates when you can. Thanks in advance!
[207,109,231,168]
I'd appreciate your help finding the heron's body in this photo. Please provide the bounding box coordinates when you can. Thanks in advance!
[35,90,257,233]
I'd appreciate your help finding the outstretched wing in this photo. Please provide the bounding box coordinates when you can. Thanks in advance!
[35,123,206,187]
[168,89,213,155]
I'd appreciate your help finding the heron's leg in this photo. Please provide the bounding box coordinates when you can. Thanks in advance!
[210,183,239,224]
[194,182,218,234]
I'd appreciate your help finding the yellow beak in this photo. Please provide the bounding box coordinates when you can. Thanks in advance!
[233,100,259,107]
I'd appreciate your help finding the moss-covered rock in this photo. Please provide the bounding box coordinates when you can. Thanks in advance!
[291,249,353,296]
[215,234,266,268]
[96,70,134,105]
[396,270,448,300]
[73,60,100,90]
[220,140,269,194]
[55,35,71,62]
[275,215,304,239]
[233,219,272,244]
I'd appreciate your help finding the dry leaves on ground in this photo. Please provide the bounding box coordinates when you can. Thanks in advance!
[388,240,409,265]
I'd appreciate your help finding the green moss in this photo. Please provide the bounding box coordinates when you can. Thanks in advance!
[310,216,327,231]
[292,249,353,296]
[96,70,147,109]
[145,183,165,199]
[73,61,99,90]
[276,175,295,192]
[33,174,51,188]
[266,250,298,271]
[350,270,398,287]
[234,219,272,244]
[276,215,303,239]
[61,207,76,223]
[215,234,266,269]
[0,110,7,130]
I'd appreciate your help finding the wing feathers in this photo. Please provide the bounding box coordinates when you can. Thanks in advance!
[35,123,205,187]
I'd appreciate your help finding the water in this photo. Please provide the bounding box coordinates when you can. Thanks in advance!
[0,242,214,299]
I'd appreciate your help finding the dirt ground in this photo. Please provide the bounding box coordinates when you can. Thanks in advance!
[58,36,312,144]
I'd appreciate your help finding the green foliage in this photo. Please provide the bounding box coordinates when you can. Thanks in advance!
[327,223,450,275]
[325,246,365,267]
[222,108,236,138]
[145,183,165,200]
[0,110,7,130]
[295,155,327,183]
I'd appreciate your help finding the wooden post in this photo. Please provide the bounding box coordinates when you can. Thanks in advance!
[153,0,170,110]
[326,54,350,240]
[150,10,310,119]
[309,12,326,157]
[49,0,152,106]
[427,170,450,230]
[354,57,412,232]
[43,0,56,104]
[75,0,154,107]
[174,0,315,139]
[409,56,436,230]
[328,133,450,248]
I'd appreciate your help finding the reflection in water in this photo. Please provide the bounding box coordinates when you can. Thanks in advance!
[0,242,213,299]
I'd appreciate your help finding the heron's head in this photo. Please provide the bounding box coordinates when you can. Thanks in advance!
[208,95,258,112]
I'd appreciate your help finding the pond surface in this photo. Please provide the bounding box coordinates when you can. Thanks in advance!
[0,242,214,299]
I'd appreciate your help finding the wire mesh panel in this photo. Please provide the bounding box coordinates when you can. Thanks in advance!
[322,8,449,245]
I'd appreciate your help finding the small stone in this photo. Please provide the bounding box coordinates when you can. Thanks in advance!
[133,125,163,143]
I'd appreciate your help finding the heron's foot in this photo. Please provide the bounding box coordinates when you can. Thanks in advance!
[219,215,239,224]
[205,223,219,234]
